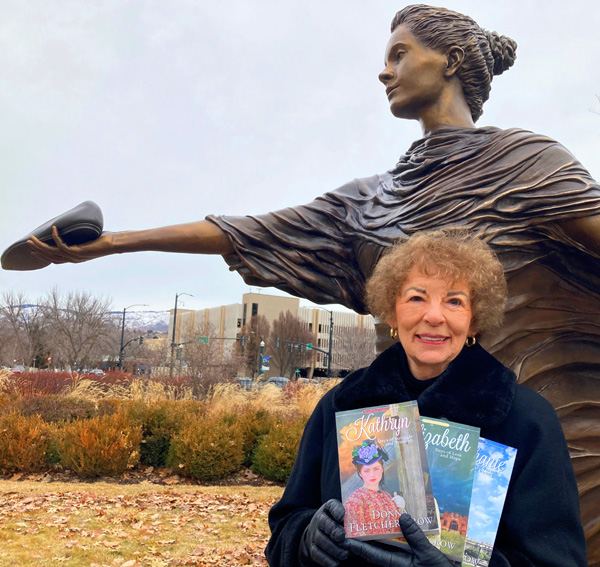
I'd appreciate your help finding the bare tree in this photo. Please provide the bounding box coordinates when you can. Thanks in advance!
[270,310,313,378]
[238,314,271,378]
[138,336,171,376]
[0,291,47,368]
[40,289,117,371]
[332,326,377,373]
[174,323,244,393]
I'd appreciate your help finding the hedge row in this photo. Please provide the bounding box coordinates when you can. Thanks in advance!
[0,397,308,482]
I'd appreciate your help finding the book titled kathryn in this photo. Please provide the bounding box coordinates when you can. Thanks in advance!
[390,417,480,562]
[462,438,517,566]
[335,401,439,541]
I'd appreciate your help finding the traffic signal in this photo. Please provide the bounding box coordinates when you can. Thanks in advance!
[139,336,144,345]
[287,344,292,352]
[297,344,304,353]
[275,337,280,348]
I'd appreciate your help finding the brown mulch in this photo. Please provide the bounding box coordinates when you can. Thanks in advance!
[0,466,283,487]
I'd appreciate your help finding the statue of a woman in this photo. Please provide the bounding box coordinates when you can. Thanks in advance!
[26,5,600,560]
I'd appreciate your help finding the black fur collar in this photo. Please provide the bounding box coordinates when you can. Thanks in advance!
[332,342,516,427]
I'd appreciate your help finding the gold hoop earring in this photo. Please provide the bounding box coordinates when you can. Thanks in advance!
[390,328,398,340]
[465,336,476,347]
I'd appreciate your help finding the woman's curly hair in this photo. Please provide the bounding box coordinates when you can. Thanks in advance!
[366,229,507,334]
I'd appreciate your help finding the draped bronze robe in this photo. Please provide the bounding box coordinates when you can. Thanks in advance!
[208,126,600,563]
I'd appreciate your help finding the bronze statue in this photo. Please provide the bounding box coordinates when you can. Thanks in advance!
[22,5,600,562]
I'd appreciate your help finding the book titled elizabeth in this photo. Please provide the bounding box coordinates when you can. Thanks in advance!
[335,401,439,541]
[462,438,517,566]
[390,417,480,562]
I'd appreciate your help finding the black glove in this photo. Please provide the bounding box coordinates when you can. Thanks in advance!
[341,513,454,567]
[299,499,349,567]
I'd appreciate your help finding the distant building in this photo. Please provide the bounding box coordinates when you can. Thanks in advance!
[168,291,374,377]
[298,307,375,374]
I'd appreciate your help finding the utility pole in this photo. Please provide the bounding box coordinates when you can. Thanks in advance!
[170,292,193,377]
[327,309,334,379]
[118,304,147,370]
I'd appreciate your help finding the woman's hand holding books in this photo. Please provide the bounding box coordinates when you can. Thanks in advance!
[341,513,454,567]
[299,499,349,567]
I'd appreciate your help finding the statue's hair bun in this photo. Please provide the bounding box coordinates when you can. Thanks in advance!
[485,30,517,76]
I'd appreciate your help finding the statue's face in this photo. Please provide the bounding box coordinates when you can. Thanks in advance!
[379,24,448,121]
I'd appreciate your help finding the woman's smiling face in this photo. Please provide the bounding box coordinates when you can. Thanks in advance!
[390,266,474,380]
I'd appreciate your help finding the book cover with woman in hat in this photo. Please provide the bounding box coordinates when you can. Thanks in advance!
[335,401,438,540]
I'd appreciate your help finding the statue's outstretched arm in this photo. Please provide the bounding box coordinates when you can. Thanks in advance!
[26,221,234,265]
[558,214,600,257]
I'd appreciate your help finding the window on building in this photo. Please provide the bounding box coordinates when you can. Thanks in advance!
[252,303,258,317]
[237,318,242,328]
[242,304,247,326]
[308,322,313,332]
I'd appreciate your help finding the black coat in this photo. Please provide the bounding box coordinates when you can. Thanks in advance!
[265,342,587,567]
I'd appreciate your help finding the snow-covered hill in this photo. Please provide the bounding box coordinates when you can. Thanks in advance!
[109,310,170,333]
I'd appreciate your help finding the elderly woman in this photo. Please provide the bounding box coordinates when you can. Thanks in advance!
[265,229,586,567]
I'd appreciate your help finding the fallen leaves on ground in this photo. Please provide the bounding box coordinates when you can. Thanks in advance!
[0,485,282,566]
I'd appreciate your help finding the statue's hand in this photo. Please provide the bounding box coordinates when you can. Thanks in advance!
[341,513,453,567]
[27,226,116,264]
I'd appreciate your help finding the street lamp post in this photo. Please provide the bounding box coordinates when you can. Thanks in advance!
[312,307,334,379]
[118,304,148,370]
[325,310,333,379]
[258,339,265,377]
[170,292,194,377]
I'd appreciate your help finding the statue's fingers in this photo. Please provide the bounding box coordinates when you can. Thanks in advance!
[51,226,74,252]
[27,237,65,261]
[27,236,82,264]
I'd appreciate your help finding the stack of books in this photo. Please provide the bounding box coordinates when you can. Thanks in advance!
[335,402,517,565]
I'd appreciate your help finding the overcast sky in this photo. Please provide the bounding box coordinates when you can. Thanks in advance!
[1,0,599,314]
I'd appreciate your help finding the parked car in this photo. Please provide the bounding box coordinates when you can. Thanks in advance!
[267,376,290,388]
[10,365,25,374]
[235,377,254,390]
[88,369,105,376]
[298,377,319,385]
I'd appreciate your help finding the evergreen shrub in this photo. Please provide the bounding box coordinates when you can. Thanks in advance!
[252,416,307,483]
[0,412,54,473]
[126,400,191,467]
[57,410,142,477]
[237,408,278,467]
[167,413,244,481]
